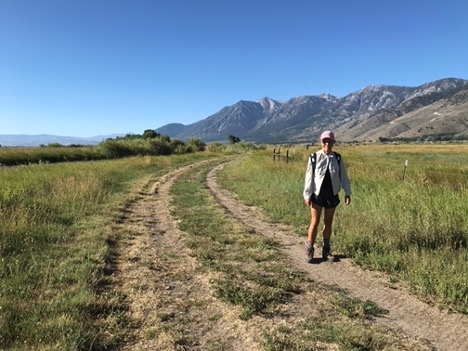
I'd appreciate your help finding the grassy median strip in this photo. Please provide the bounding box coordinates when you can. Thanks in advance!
[170,160,430,350]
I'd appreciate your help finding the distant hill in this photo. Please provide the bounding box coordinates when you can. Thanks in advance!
[154,123,187,138]
[156,77,468,143]
[0,134,124,147]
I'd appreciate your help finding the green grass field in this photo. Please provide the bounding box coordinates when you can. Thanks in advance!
[1,143,466,349]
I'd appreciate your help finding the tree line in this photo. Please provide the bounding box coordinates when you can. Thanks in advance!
[0,130,248,166]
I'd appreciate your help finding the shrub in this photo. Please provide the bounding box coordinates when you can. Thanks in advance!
[207,142,226,152]
[148,138,172,155]
[99,139,135,158]
[187,138,206,152]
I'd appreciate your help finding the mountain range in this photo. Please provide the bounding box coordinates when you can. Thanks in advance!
[2,78,467,147]
[157,77,468,143]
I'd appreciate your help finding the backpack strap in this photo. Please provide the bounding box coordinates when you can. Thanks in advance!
[310,153,316,174]
[334,152,341,166]
[334,152,342,180]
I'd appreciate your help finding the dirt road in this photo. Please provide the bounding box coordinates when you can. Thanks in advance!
[114,160,468,351]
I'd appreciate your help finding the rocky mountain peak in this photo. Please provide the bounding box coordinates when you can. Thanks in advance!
[156,77,468,143]
[318,93,339,102]
[257,97,282,112]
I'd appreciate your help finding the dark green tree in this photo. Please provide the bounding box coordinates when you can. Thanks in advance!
[228,135,241,144]
[143,129,159,139]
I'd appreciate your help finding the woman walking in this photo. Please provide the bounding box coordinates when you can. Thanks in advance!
[303,131,351,263]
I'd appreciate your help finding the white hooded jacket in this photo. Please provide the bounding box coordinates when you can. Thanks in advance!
[303,150,351,200]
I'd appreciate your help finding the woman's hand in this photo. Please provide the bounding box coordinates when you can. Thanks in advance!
[344,196,351,205]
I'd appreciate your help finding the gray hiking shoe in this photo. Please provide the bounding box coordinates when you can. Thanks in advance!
[306,244,314,263]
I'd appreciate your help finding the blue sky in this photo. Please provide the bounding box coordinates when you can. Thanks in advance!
[1,0,467,137]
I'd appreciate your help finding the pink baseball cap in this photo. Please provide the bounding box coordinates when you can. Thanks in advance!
[320,130,335,141]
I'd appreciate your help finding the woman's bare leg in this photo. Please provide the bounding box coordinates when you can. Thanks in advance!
[322,207,336,241]
[307,202,322,244]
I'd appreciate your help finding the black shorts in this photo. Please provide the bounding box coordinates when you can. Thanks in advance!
[310,193,340,209]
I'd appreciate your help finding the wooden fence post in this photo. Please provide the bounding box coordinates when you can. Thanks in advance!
[402,160,408,181]
[272,147,288,162]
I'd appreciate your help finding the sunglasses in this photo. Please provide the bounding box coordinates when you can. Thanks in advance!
[321,139,334,144]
